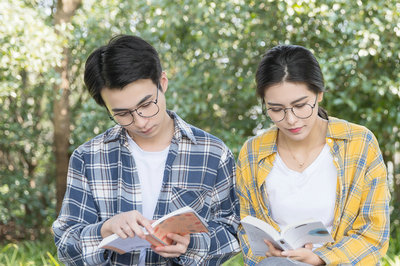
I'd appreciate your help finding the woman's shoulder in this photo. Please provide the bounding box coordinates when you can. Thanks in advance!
[238,126,278,159]
[327,116,378,143]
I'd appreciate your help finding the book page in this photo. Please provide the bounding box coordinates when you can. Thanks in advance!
[241,216,284,256]
[99,234,150,254]
[241,222,283,256]
[282,221,333,249]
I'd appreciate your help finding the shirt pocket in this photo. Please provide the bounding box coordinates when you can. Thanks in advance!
[170,186,210,217]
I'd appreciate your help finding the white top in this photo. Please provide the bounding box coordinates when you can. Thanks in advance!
[266,144,337,236]
[127,133,169,265]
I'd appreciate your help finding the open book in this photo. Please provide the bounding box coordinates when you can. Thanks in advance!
[98,206,208,254]
[241,216,333,256]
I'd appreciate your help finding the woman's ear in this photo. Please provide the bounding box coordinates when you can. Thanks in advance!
[317,92,324,103]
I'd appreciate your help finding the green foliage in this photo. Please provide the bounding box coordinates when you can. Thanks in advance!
[0,239,60,266]
[0,0,59,240]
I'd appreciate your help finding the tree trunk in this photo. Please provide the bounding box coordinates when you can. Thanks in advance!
[53,0,81,213]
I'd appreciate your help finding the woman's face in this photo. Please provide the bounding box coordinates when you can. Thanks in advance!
[263,82,323,142]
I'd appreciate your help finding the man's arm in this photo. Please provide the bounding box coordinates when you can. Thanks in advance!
[52,150,109,266]
[174,148,240,265]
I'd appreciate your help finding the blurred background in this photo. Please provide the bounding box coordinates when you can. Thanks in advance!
[1,0,399,264]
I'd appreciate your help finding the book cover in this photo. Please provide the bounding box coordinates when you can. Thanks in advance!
[98,206,208,254]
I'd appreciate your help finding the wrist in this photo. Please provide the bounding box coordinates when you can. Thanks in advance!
[100,219,112,238]
[312,255,325,265]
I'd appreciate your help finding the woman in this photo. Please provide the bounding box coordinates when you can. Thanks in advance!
[236,45,390,265]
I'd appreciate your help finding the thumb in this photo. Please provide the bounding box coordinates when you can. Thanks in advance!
[304,243,313,250]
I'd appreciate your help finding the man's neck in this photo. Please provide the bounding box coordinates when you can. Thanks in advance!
[128,113,174,152]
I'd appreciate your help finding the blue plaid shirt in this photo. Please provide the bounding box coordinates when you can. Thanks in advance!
[53,111,240,265]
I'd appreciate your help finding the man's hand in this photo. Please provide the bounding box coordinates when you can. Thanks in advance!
[151,233,191,258]
[101,210,154,239]
[264,241,325,265]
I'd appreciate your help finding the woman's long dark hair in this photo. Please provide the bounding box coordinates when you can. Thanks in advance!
[255,45,328,120]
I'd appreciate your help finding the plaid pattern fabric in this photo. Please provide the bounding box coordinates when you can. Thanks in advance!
[236,117,390,266]
[53,111,240,265]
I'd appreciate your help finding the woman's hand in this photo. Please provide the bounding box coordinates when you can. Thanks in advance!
[264,240,285,257]
[264,241,325,265]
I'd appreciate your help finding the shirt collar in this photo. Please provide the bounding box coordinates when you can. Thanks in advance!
[326,117,352,140]
[103,110,197,144]
[257,116,352,163]
[167,110,197,144]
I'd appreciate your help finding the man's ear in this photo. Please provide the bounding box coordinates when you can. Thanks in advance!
[160,71,168,93]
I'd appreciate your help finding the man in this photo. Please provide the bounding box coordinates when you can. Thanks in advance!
[52,35,240,265]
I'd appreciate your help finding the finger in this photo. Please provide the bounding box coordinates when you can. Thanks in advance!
[263,240,282,257]
[152,245,184,257]
[125,211,153,236]
[127,221,147,239]
[121,223,135,238]
[136,216,154,235]
[116,227,129,239]
[166,233,190,246]
[281,249,306,260]
[304,243,313,250]
[155,242,186,254]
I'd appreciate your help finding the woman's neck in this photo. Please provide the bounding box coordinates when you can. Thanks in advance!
[277,117,328,171]
[280,117,327,151]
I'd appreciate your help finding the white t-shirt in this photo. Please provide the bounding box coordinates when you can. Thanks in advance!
[127,134,169,265]
[266,144,337,236]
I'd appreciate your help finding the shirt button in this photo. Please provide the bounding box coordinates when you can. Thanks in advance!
[327,139,332,143]
[334,157,339,161]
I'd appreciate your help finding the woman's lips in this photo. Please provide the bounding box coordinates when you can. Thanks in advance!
[288,127,302,133]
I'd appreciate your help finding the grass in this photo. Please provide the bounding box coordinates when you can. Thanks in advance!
[1,239,399,265]
[0,239,60,266]
[223,253,244,265]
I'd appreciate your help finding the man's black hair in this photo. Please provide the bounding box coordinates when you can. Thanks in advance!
[84,35,162,107]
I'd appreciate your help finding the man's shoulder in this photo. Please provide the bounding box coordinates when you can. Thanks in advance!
[173,112,230,151]
[74,125,122,155]
[186,123,230,150]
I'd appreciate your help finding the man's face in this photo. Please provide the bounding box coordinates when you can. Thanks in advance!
[101,77,169,142]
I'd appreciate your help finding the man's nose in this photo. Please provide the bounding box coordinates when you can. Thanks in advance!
[132,112,148,127]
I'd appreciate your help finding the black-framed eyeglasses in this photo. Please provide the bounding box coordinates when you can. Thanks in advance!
[109,84,160,127]
[264,95,318,122]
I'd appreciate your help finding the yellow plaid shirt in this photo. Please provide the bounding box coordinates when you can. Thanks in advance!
[236,117,390,265]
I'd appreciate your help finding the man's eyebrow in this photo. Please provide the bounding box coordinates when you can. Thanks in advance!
[267,96,309,106]
[111,94,153,112]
